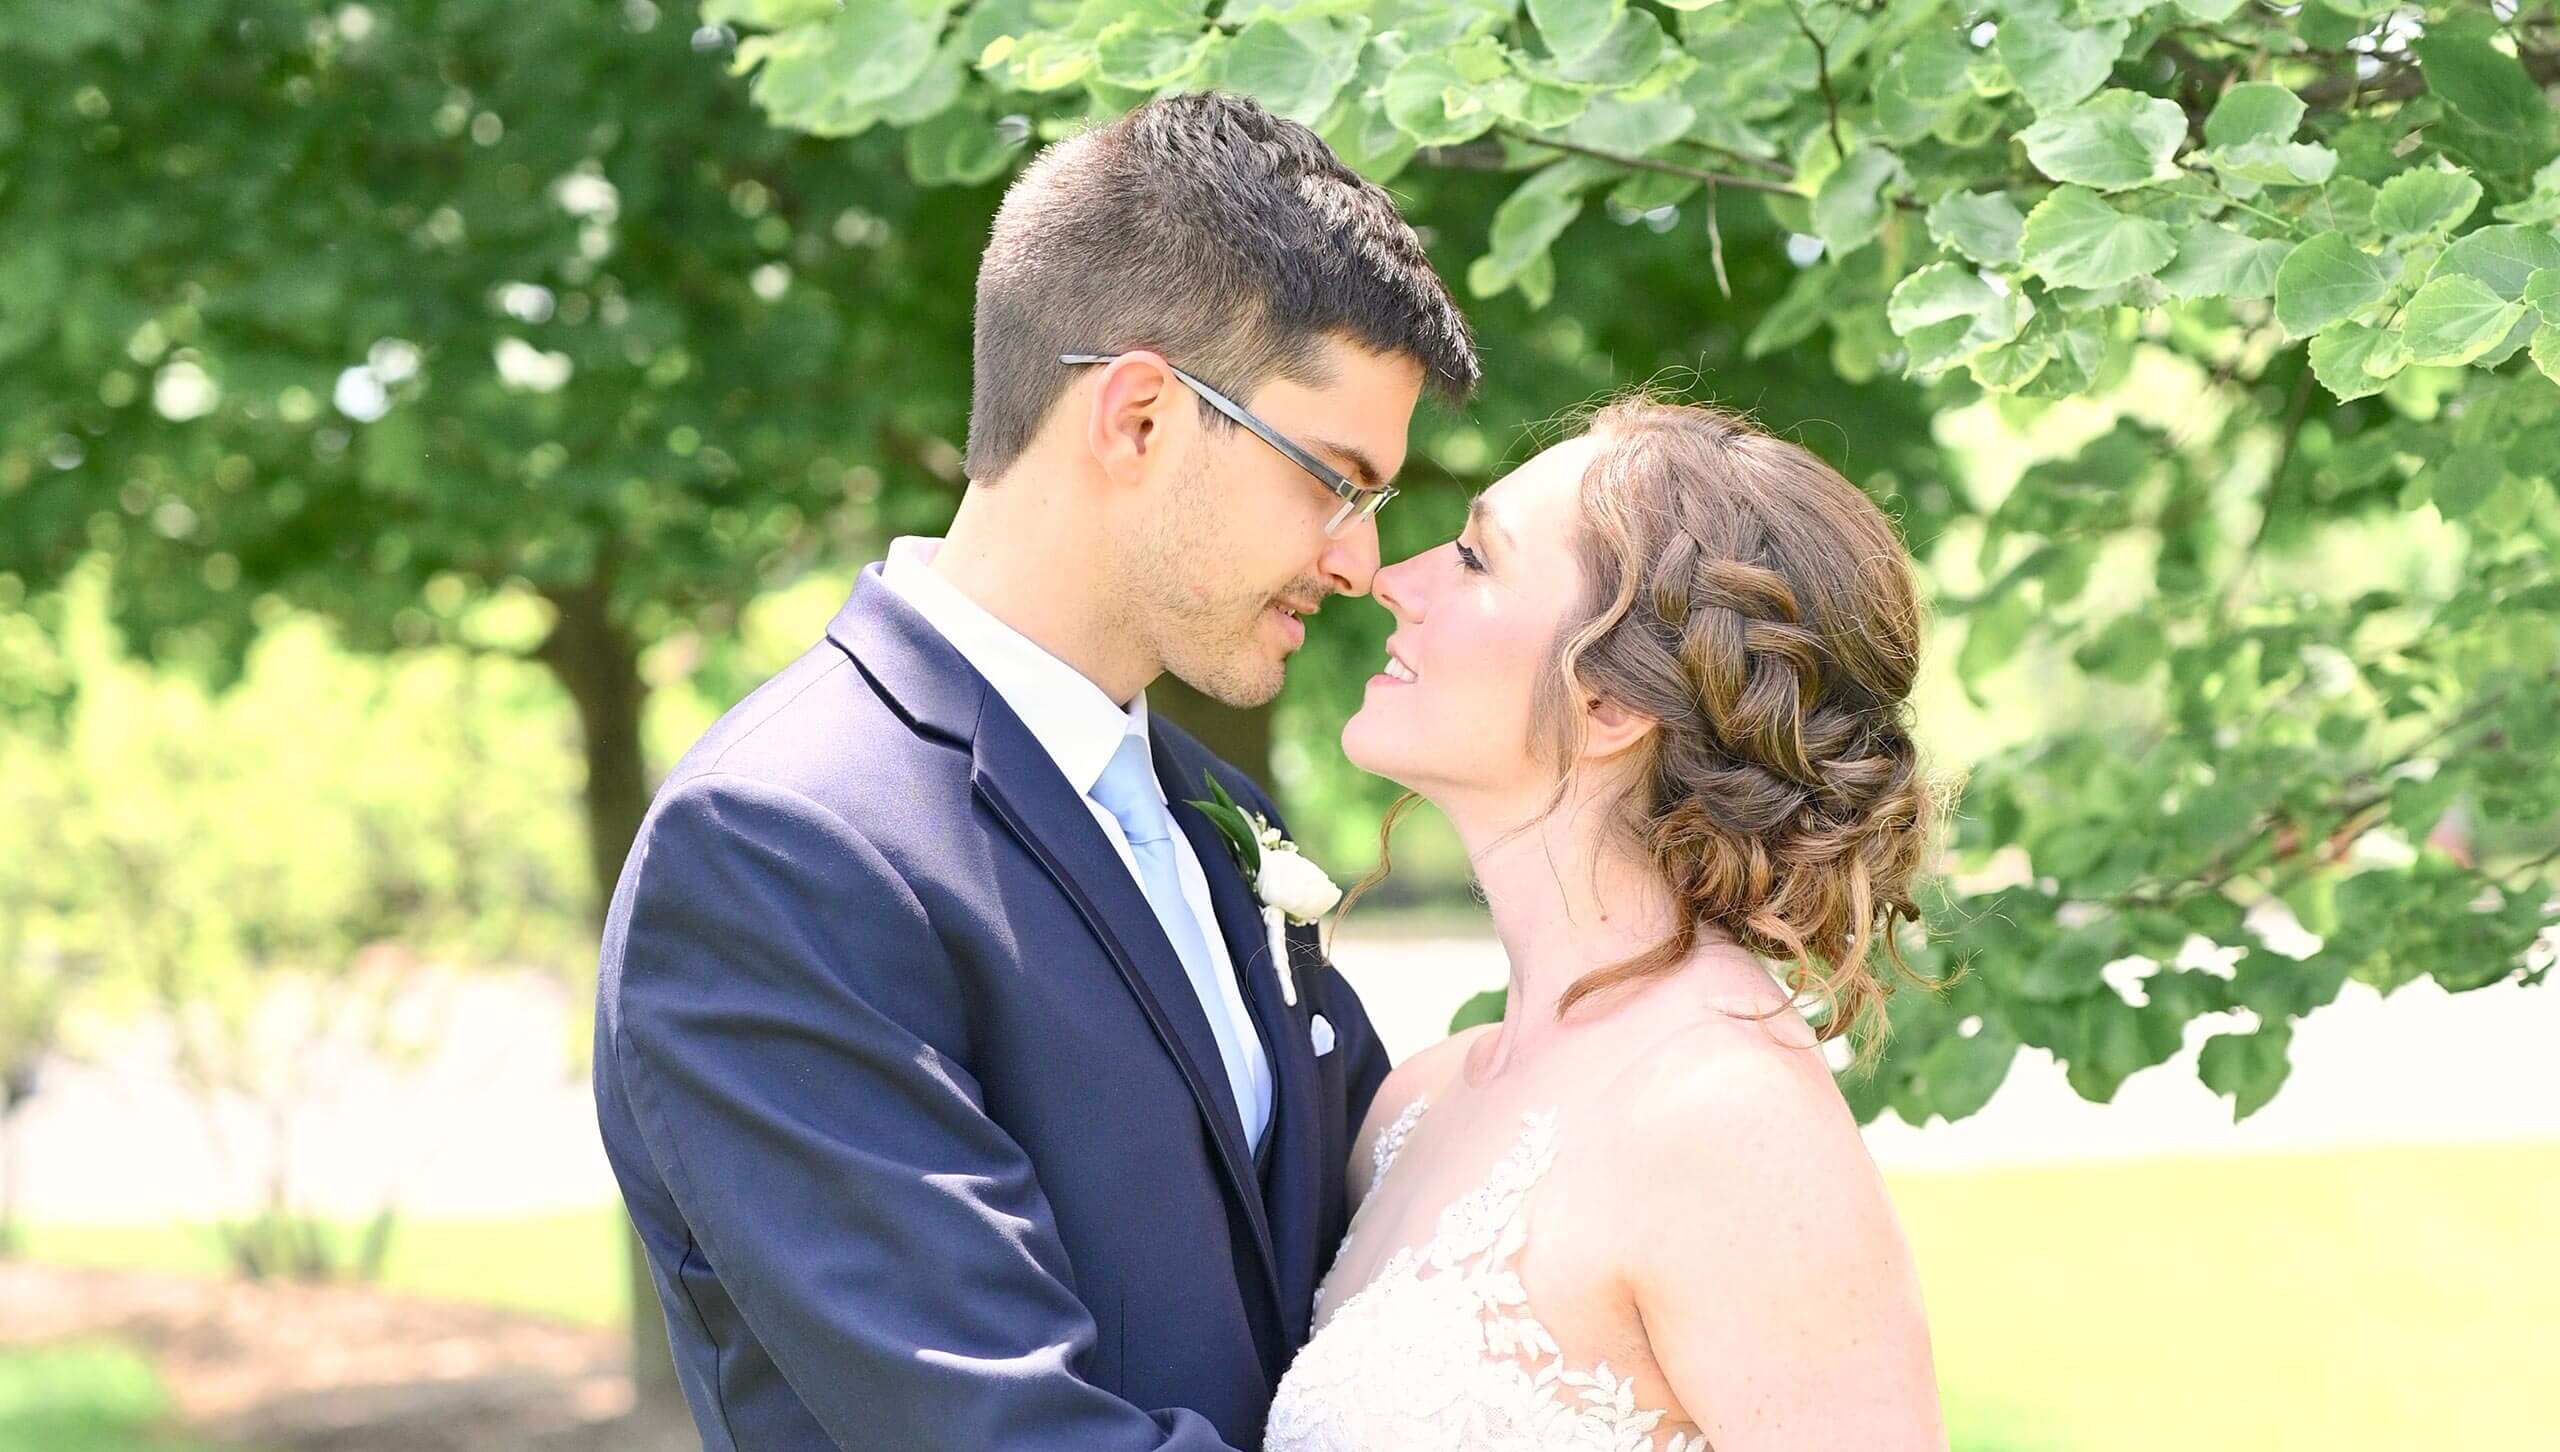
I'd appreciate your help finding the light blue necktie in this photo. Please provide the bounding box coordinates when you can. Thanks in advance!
[1090,731,1267,1148]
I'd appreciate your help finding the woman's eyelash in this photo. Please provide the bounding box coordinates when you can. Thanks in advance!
[1454,540,1486,573]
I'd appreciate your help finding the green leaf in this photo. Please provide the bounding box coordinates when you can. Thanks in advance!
[2416,22,2553,140]
[2159,223,2289,300]
[2526,268,2560,325]
[702,0,845,25]
[1561,93,1695,154]
[1528,0,1623,59]
[2495,157,2560,225]
[2273,233,2400,339]
[1745,267,1834,358]
[2429,440,2507,517]
[2372,168,2484,237]
[2429,224,2560,300]
[740,4,948,133]
[1876,29,1973,144]
[875,32,971,128]
[1917,1021,2021,1121]
[1886,264,2033,380]
[2072,613,2167,682]
[1926,190,2027,268]
[1218,16,1369,125]
[2307,321,2408,402]
[2400,274,2528,367]
[1449,986,1507,1033]
[1888,261,1997,334]
[1967,323,2056,392]
[2198,1021,2294,1120]
[2531,324,2560,384]
[2019,185,2178,289]
[2303,176,2381,239]
[2019,90,2187,192]
[2207,141,2339,188]
[2203,82,2306,150]
[1473,158,1611,298]
[1996,13,2126,115]
[1188,769,1261,878]
[1549,7,1667,86]
[1094,18,1218,88]
[1957,590,2034,682]
[1381,45,1507,148]
[1812,146,1904,256]
[903,105,1026,186]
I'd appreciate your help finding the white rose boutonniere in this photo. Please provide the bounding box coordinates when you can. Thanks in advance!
[1187,771,1342,1007]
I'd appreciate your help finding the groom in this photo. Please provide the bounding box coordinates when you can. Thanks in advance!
[593,92,1478,1450]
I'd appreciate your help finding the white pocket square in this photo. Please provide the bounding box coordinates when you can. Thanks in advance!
[1309,1013,1336,1057]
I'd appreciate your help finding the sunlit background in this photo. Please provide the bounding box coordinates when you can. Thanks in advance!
[6,2,2558,1450]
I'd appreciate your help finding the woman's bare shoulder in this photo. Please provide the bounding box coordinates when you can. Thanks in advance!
[1348,1021,1497,1201]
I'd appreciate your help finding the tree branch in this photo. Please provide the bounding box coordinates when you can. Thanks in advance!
[2223,363,2320,613]
[1458,129,1805,198]
[1782,0,1848,163]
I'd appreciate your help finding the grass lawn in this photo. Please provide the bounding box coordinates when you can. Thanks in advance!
[1892,1140,2560,1451]
[19,1210,625,1328]
[20,1141,2558,1450]
[0,1342,230,1452]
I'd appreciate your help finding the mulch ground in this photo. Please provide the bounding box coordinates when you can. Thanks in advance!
[2,1260,700,1451]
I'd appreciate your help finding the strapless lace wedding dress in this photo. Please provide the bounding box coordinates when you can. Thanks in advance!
[1264,1095,1712,1451]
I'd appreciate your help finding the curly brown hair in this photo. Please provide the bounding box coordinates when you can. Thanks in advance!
[1546,396,1942,1065]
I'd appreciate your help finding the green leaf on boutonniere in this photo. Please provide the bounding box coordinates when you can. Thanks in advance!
[1187,769,1261,879]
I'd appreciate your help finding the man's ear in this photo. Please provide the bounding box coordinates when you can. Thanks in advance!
[1580,695,1656,762]
[1084,351,1184,488]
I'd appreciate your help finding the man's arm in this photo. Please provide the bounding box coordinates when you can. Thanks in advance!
[607,772,1242,1451]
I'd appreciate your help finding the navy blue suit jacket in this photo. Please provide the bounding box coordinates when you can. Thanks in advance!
[594,566,1395,1449]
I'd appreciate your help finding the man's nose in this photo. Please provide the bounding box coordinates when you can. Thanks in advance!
[1319,514,1383,598]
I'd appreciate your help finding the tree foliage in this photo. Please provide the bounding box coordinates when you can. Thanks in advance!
[1,0,2552,1139]
[709,0,2560,1124]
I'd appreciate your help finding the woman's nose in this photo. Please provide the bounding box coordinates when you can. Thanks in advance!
[1371,551,1423,624]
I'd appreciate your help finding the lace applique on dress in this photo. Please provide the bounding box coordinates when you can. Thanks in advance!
[1266,1095,1711,1452]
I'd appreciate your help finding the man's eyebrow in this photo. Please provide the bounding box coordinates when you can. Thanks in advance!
[1467,494,1516,551]
[1309,436,1387,491]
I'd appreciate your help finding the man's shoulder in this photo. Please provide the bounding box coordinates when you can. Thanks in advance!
[662,636,950,810]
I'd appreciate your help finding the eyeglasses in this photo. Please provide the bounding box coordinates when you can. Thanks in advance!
[1059,352,1395,537]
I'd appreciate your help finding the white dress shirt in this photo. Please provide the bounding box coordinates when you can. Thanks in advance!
[880,537,1274,1150]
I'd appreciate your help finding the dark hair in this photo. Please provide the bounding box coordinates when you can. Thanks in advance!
[963,92,1479,481]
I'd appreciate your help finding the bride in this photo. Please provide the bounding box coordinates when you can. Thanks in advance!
[1265,397,1950,1451]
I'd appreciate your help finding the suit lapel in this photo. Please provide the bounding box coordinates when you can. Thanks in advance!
[829,569,1285,1340]
[1159,738,1327,1352]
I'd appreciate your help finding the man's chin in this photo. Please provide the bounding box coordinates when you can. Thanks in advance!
[1163,653,1285,712]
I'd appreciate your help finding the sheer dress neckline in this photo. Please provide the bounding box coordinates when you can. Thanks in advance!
[1265,1092,1713,1452]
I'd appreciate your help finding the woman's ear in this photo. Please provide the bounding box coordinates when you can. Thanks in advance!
[1581,695,1656,762]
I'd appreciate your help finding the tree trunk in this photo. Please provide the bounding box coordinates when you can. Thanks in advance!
[538,574,684,1419]
[1150,675,1276,794]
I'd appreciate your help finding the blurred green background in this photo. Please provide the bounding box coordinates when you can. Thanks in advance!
[6,2,2557,1450]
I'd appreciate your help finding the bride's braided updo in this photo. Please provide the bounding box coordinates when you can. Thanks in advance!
[1542,397,1941,1063]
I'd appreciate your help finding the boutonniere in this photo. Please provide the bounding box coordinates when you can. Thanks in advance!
[1187,771,1341,1007]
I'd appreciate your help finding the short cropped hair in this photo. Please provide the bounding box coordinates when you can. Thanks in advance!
[963,91,1479,481]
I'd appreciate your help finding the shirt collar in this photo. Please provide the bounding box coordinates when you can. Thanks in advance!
[879,536,1151,800]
